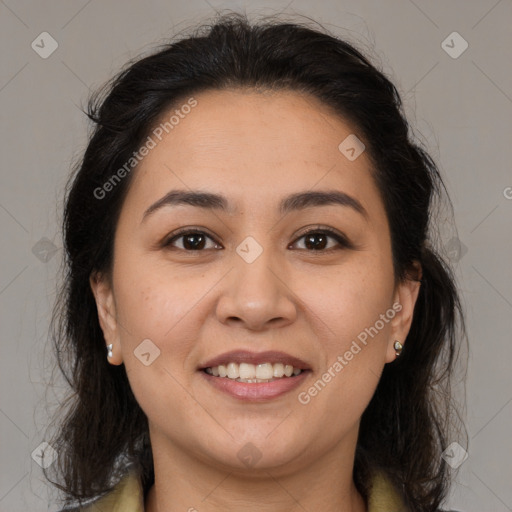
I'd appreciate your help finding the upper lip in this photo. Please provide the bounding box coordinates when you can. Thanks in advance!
[199,350,311,370]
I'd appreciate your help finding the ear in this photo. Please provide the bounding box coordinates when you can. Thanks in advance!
[89,271,123,365]
[385,261,422,363]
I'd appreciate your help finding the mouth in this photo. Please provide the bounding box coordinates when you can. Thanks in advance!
[203,362,304,382]
[198,350,311,401]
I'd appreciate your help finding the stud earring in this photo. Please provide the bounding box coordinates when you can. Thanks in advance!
[107,343,113,359]
[393,340,403,357]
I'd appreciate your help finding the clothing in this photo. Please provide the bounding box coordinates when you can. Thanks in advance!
[59,467,409,511]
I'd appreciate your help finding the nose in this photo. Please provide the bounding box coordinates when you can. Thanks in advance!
[215,243,298,331]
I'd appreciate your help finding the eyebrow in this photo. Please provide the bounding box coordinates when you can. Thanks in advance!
[141,189,369,222]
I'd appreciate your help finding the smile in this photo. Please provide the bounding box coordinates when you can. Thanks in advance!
[204,362,302,382]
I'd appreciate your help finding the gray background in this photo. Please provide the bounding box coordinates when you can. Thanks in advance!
[1,1,511,511]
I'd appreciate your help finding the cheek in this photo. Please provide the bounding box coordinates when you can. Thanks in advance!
[292,256,394,408]
[114,252,201,339]
[113,270,200,429]
[296,255,394,341]
[295,276,393,428]
[112,259,204,392]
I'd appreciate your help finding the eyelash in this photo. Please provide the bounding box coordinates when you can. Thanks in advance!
[162,226,354,253]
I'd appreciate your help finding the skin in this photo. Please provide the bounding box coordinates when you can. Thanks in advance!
[90,88,421,512]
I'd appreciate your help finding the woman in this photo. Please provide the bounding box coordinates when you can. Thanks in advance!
[45,12,467,512]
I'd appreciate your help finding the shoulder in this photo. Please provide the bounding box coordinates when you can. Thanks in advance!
[55,467,144,512]
[367,469,407,511]
[367,469,464,512]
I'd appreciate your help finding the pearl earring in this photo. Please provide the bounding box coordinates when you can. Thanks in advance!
[107,343,113,359]
[393,340,403,357]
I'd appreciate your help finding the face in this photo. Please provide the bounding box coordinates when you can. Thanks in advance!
[90,88,420,475]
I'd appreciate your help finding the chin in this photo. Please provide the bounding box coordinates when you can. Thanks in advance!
[190,428,308,474]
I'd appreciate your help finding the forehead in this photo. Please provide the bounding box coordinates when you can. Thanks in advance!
[149,88,357,166]
[124,88,383,222]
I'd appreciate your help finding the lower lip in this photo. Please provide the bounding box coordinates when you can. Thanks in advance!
[200,370,310,401]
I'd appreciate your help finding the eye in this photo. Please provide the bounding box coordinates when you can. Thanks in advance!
[163,228,221,251]
[162,226,354,252]
[290,227,353,252]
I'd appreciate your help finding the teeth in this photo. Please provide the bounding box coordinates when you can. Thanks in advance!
[239,363,254,379]
[204,362,304,380]
[273,363,284,378]
[227,362,238,379]
[256,363,273,379]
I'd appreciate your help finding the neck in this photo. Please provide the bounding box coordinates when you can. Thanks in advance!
[144,429,367,512]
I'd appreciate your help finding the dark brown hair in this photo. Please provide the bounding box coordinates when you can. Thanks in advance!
[44,12,467,512]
